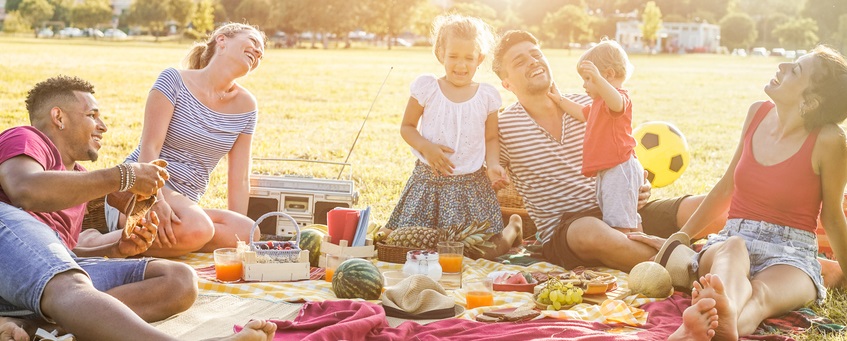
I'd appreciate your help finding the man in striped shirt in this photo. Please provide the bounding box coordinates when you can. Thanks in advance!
[491,31,717,272]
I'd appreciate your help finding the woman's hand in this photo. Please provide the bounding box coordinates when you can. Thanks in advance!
[421,142,455,176]
[116,211,159,257]
[151,194,179,248]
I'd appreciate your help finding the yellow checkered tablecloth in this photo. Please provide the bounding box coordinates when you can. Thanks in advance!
[175,253,661,326]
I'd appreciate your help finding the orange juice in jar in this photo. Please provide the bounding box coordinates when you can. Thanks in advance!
[466,291,494,309]
[325,268,335,282]
[215,262,243,282]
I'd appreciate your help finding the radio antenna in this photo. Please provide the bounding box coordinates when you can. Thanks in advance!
[337,66,393,179]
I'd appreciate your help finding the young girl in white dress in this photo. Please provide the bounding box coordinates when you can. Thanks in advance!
[386,14,521,256]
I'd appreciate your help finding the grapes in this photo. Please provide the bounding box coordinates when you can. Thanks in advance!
[535,277,583,311]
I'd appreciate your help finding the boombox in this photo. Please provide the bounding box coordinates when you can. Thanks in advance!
[246,159,358,236]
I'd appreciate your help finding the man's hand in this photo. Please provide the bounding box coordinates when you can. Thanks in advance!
[420,142,455,176]
[637,170,652,209]
[626,232,666,261]
[127,162,169,200]
[115,211,159,257]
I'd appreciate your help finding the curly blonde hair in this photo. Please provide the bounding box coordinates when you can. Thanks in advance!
[431,14,497,65]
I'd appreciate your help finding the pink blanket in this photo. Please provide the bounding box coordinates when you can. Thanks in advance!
[236,294,794,340]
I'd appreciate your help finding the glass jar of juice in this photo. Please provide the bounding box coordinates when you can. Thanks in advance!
[402,250,442,281]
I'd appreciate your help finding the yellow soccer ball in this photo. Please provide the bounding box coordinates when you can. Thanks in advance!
[633,121,690,188]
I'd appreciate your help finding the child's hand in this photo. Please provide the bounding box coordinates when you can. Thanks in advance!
[487,164,509,189]
[579,61,602,83]
[546,82,565,108]
[421,142,455,176]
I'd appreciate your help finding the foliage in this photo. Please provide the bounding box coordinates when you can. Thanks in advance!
[515,0,583,28]
[127,0,168,39]
[833,14,847,56]
[168,0,194,31]
[757,13,789,48]
[542,5,590,48]
[408,1,442,38]
[803,0,847,45]
[5,0,23,12]
[640,1,662,49]
[1,11,32,33]
[719,12,757,49]
[361,0,423,50]
[233,0,272,28]
[18,0,54,28]
[70,0,112,30]
[46,0,73,24]
[191,0,215,35]
[771,18,819,50]
[450,2,498,26]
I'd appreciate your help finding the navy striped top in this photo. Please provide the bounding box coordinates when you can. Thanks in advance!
[126,68,257,202]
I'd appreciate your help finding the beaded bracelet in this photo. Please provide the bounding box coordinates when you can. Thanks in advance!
[117,164,128,192]
[125,164,136,192]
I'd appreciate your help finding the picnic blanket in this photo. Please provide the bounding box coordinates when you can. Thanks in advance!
[170,253,842,339]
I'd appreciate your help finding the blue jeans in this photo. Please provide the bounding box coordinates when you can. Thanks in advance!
[0,202,149,320]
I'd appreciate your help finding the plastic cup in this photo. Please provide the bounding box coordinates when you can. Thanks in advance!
[214,248,242,283]
[327,208,359,245]
[464,278,494,309]
[437,241,464,273]
[325,254,351,282]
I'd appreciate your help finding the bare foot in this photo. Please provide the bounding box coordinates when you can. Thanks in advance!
[668,297,719,341]
[695,274,738,341]
[482,214,523,259]
[0,317,29,341]
[208,320,276,341]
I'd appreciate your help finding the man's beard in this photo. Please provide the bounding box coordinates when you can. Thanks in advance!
[87,150,99,162]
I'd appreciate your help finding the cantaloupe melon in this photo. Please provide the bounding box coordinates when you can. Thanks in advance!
[628,261,674,298]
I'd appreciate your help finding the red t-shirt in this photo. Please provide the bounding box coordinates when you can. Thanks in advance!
[729,101,822,232]
[0,126,87,249]
[581,89,636,177]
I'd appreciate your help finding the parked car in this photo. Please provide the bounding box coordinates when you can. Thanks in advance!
[58,27,83,38]
[37,28,54,38]
[103,28,128,39]
[771,48,786,57]
[85,28,104,38]
[796,49,808,57]
[751,47,768,57]
[784,50,797,59]
[731,48,747,57]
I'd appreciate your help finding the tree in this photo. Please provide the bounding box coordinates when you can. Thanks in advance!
[71,0,112,31]
[127,0,168,40]
[640,1,662,51]
[409,1,443,38]
[449,2,498,25]
[169,0,194,33]
[2,11,32,33]
[756,13,789,47]
[834,14,847,55]
[46,0,73,24]
[771,18,819,50]
[18,0,54,28]
[542,5,590,49]
[191,0,215,35]
[803,0,847,44]
[719,12,757,49]
[5,0,24,12]
[233,0,272,28]
[515,0,583,28]
[362,0,423,50]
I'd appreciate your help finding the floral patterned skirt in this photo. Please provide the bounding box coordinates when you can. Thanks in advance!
[385,161,503,233]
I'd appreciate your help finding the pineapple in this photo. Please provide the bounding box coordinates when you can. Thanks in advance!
[383,221,496,258]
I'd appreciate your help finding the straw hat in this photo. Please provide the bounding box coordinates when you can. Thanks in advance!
[655,232,697,291]
[381,274,463,324]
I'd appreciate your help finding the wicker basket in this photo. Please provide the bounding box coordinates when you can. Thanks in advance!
[375,242,417,264]
[249,212,303,263]
[82,196,109,234]
[496,181,537,240]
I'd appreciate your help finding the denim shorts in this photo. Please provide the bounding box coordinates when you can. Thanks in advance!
[692,218,826,305]
[0,202,150,321]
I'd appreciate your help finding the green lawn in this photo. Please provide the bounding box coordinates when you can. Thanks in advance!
[0,37,843,339]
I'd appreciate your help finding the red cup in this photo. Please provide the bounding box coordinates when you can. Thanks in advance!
[327,208,359,245]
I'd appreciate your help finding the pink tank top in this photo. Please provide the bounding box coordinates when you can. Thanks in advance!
[728,102,822,233]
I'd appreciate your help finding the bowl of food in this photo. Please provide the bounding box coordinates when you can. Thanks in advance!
[489,271,538,293]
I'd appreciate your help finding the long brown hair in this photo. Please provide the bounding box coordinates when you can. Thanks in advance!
[184,23,267,70]
[802,45,847,130]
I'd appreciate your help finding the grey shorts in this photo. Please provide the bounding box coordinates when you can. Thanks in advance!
[0,202,150,321]
[595,155,643,229]
[693,218,826,305]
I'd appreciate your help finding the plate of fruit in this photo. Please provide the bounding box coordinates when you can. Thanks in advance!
[534,277,583,311]
[489,271,538,293]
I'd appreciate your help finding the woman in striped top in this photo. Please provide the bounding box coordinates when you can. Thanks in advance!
[119,23,266,257]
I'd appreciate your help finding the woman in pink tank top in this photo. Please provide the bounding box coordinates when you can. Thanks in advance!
[659,46,847,341]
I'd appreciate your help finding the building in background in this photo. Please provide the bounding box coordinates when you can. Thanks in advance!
[616,20,721,53]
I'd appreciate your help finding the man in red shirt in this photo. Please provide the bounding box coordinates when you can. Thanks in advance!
[0,76,275,340]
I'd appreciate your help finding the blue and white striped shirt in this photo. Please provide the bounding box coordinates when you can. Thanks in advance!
[126,68,257,202]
